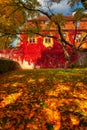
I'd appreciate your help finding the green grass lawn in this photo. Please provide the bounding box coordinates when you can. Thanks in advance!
[0,68,87,130]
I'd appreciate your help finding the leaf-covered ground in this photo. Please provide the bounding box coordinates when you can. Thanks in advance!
[0,69,87,130]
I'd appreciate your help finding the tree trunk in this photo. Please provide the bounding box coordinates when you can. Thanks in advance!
[61,42,70,70]
[64,59,70,70]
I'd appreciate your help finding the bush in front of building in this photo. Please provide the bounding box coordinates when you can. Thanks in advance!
[71,60,87,68]
[0,58,21,73]
[71,52,87,68]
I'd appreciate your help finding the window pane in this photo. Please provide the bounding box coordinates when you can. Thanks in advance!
[45,37,51,43]
[29,37,35,43]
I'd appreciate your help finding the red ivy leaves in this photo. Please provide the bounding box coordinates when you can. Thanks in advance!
[2,33,78,68]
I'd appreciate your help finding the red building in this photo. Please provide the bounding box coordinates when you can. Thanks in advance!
[0,15,87,68]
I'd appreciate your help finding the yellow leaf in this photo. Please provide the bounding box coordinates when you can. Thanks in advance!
[0,92,22,108]
[70,114,79,125]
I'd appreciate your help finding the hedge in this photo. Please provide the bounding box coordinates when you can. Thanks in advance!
[0,58,21,73]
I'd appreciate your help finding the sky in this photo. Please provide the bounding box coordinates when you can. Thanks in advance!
[38,0,83,15]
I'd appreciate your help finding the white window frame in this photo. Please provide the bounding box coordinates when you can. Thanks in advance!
[45,36,51,43]
[29,36,35,43]
[75,34,81,42]
[63,33,66,39]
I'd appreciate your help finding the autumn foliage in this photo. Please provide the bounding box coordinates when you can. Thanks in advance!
[9,34,77,69]
[0,69,87,129]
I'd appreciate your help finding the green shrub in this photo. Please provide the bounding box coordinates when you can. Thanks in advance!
[71,60,87,68]
[0,58,21,73]
[71,52,87,68]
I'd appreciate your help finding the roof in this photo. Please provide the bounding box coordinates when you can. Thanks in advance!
[28,15,87,22]
[26,15,87,31]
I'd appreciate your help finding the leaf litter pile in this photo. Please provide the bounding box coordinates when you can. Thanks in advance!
[0,69,87,130]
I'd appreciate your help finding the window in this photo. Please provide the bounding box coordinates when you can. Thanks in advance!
[45,21,49,26]
[29,36,35,43]
[45,36,51,43]
[63,33,66,39]
[75,34,81,42]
